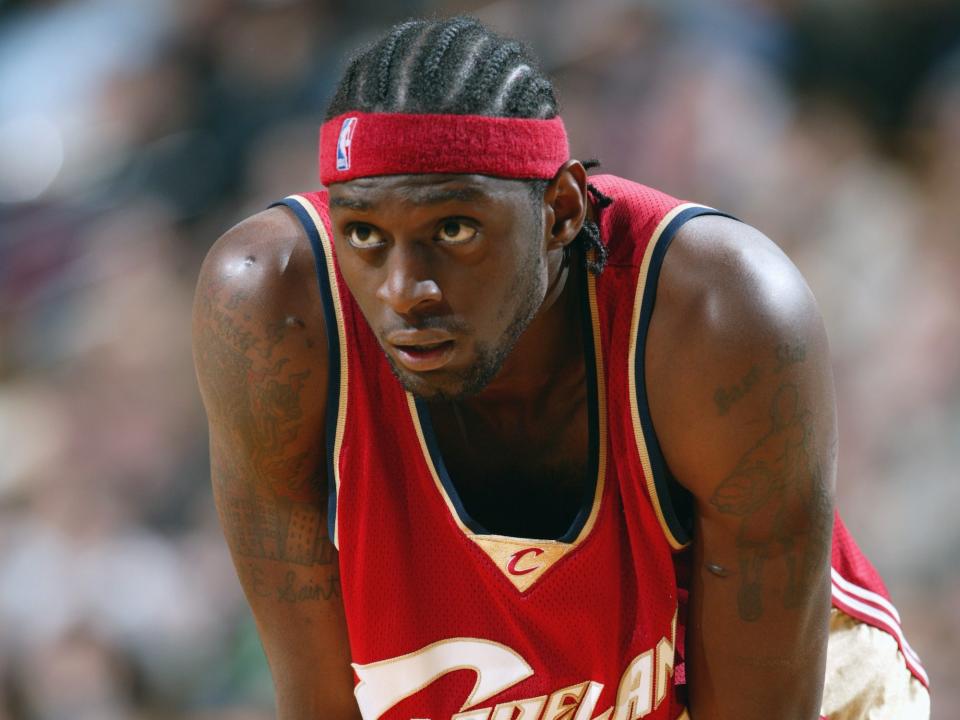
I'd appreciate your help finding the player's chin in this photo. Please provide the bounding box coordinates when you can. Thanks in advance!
[383,339,496,400]
[403,365,476,400]
[383,354,462,400]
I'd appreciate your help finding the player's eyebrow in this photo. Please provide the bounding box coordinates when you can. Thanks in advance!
[329,196,373,210]
[329,185,488,211]
[400,186,487,205]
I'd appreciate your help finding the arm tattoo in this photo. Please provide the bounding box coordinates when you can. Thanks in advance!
[276,570,342,603]
[774,341,807,374]
[249,565,341,603]
[709,380,831,621]
[220,477,335,566]
[714,364,763,415]
[713,343,809,415]
[198,275,332,569]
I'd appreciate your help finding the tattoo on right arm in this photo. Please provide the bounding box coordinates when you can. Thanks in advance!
[220,474,335,566]
[248,565,341,603]
[276,570,342,603]
[198,273,331,570]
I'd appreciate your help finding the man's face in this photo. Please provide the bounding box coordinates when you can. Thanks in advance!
[328,173,550,400]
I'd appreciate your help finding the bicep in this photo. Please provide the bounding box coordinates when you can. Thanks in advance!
[193,215,359,719]
[648,216,837,719]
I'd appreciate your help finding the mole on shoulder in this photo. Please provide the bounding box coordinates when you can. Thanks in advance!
[244,255,256,266]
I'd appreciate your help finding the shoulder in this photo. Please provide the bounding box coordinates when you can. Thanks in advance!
[646,214,836,499]
[195,205,322,316]
[192,204,330,428]
[193,204,327,357]
[657,214,821,347]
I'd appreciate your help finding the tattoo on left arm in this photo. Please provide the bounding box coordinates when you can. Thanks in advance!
[709,349,831,621]
[713,364,763,416]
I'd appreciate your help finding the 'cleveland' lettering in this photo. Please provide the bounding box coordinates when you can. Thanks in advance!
[352,614,678,720]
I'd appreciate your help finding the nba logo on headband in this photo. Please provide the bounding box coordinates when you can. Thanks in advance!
[336,117,358,171]
[319,112,569,184]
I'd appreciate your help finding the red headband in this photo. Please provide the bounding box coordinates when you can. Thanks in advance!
[319,112,569,185]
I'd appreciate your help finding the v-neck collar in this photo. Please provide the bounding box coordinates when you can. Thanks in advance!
[404,263,608,592]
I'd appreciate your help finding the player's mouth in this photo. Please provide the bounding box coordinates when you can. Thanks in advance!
[387,331,456,372]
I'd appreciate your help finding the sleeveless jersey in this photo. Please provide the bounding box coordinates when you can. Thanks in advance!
[275,174,927,720]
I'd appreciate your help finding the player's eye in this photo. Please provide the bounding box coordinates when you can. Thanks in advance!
[436,220,478,244]
[345,224,385,248]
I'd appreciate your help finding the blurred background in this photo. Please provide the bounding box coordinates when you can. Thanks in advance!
[0,0,957,717]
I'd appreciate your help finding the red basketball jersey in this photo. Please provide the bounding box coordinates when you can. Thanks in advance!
[275,175,926,720]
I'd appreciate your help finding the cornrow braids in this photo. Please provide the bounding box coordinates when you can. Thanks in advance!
[470,40,525,112]
[326,17,612,274]
[502,75,549,117]
[325,16,557,122]
[420,17,482,105]
[375,20,426,106]
[549,161,612,276]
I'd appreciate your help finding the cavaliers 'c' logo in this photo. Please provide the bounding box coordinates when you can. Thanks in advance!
[507,547,545,576]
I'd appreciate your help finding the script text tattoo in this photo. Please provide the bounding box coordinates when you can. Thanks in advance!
[709,346,830,621]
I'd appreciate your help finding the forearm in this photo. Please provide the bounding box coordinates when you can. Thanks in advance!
[210,460,359,720]
[685,511,832,719]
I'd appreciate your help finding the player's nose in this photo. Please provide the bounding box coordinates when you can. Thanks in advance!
[375,244,442,315]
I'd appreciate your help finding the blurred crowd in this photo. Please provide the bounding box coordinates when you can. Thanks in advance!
[0,0,957,718]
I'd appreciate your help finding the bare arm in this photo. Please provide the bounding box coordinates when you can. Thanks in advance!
[648,216,836,719]
[192,207,360,719]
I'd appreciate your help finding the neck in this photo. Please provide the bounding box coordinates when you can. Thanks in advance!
[468,249,585,407]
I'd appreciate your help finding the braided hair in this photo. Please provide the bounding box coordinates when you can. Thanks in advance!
[326,16,612,274]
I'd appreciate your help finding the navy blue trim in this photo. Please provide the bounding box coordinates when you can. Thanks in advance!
[413,401,487,535]
[414,272,601,543]
[271,198,342,543]
[561,270,602,543]
[634,207,737,546]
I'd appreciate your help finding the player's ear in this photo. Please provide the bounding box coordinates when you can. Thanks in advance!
[542,160,588,252]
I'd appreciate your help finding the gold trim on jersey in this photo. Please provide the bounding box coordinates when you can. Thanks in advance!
[582,249,609,543]
[627,202,711,551]
[468,536,573,593]
[286,194,349,550]
[405,261,608,593]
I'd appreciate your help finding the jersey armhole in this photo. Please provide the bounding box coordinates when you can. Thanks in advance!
[271,195,346,550]
[629,204,737,550]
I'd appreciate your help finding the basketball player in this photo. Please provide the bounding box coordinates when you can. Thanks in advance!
[192,17,930,720]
